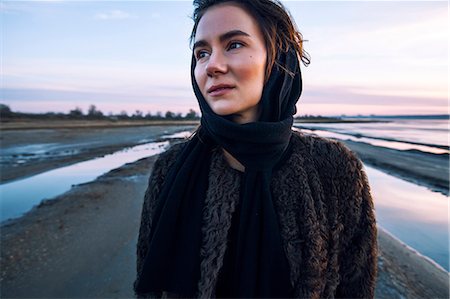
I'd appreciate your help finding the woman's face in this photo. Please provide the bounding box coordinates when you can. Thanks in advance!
[193,3,267,124]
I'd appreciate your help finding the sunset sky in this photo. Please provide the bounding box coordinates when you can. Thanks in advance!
[2,0,448,116]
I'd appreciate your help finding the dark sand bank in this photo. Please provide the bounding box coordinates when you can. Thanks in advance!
[0,125,195,183]
[341,139,449,196]
[1,117,376,131]
[3,124,447,197]
[0,152,154,297]
[0,119,200,130]
[1,142,448,298]
[376,228,449,299]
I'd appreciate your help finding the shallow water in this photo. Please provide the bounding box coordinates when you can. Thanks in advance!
[0,141,169,223]
[298,128,448,154]
[0,129,448,271]
[365,166,449,271]
[294,119,449,154]
[0,130,193,223]
[0,125,195,170]
[0,143,82,165]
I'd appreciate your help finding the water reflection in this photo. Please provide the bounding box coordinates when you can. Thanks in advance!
[366,166,449,271]
[0,130,448,272]
[295,127,448,154]
[161,131,193,139]
[0,141,169,223]
[295,119,449,148]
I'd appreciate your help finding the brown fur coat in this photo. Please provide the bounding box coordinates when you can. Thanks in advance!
[135,131,378,298]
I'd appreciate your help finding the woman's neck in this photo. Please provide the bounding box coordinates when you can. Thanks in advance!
[229,104,262,124]
[222,148,245,172]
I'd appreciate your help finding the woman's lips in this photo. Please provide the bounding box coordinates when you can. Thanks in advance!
[208,86,235,97]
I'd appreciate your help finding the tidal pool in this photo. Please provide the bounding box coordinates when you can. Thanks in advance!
[0,141,169,223]
[0,131,448,271]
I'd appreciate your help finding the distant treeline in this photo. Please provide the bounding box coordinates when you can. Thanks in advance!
[0,103,337,121]
[0,104,200,121]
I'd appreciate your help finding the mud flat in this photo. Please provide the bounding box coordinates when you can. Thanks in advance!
[341,139,449,196]
[0,119,200,130]
[0,125,195,183]
[1,140,448,298]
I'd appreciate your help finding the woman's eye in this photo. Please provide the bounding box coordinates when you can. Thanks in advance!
[196,50,209,60]
[229,42,244,50]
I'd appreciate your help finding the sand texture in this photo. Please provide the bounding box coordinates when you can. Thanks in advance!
[0,125,195,183]
[1,119,200,131]
[343,139,449,196]
[1,143,449,298]
[1,125,448,298]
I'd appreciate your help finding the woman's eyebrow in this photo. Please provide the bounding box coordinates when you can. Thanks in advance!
[193,30,251,51]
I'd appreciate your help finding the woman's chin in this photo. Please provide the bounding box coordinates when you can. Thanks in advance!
[208,102,260,124]
[210,105,238,116]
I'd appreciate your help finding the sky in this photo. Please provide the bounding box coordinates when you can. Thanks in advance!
[1,0,448,116]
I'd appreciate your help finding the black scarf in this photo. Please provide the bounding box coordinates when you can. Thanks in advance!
[135,47,302,298]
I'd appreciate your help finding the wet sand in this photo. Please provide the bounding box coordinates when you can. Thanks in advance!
[0,125,196,183]
[1,127,449,298]
[2,124,448,196]
[0,152,156,297]
[1,144,448,298]
[1,119,200,130]
[341,139,449,196]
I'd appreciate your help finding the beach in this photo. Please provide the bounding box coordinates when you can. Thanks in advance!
[340,139,448,196]
[0,124,196,183]
[1,123,448,298]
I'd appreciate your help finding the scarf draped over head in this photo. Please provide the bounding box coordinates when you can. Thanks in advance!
[134,46,302,298]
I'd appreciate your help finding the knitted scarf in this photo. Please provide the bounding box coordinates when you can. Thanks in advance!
[134,47,302,298]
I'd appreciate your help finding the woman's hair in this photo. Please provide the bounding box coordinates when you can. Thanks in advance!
[190,0,310,80]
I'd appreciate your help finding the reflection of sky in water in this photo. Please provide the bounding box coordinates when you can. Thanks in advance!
[1,142,91,164]
[298,127,449,270]
[0,141,169,223]
[365,166,449,271]
[2,141,99,156]
[0,128,448,271]
[1,143,60,155]
[161,131,193,139]
[295,119,449,149]
[298,128,448,154]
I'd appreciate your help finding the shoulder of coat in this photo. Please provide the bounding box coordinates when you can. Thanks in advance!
[152,140,188,173]
[291,129,363,175]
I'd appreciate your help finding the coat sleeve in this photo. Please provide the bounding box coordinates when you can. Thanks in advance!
[134,142,185,295]
[334,144,378,299]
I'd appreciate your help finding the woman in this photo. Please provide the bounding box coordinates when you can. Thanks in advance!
[134,0,378,298]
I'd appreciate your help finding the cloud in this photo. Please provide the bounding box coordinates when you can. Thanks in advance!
[2,58,191,94]
[1,88,198,115]
[3,84,446,117]
[295,84,448,116]
[150,12,160,19]
[94,9,136,20]
[303,85,447,107]
[0,1,62,15]
[299,3,447,94]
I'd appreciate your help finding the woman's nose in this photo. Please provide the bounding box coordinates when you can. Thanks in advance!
[206,51,227,76]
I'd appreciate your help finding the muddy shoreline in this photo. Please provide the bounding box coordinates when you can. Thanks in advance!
[1,141,448,298]
[1,126,448,298]
[2,125,447,196]
[0,125,195,183]
[341,139,449,196]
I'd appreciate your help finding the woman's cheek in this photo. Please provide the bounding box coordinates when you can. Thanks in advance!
[234,55,266,85]
[234,60,265,99]
[194,66,207,96]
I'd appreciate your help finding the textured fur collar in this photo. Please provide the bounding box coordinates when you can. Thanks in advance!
[135,131,378,299]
